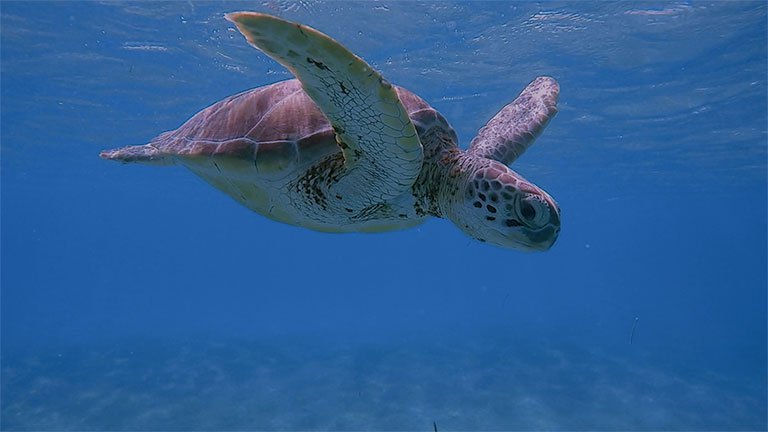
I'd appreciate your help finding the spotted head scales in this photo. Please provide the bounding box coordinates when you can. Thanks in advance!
[100,12,561,251]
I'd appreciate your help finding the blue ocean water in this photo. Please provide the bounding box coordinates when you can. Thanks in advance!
[1,1,766,429]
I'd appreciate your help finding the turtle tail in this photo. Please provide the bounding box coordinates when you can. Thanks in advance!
[99,143,174,166]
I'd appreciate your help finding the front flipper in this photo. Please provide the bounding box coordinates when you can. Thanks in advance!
[226,12,423,208]
[468,77,559,166]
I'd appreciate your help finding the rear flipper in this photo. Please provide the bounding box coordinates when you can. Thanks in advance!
[99,143,174,166]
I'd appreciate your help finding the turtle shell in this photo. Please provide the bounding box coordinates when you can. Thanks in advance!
[152,79,454,181]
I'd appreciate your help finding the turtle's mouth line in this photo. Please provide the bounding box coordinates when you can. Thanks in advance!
[482,227,550,251]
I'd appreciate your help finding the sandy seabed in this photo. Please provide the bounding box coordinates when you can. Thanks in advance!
[2,337,765,430]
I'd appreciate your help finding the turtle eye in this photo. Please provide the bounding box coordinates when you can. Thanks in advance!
[520,200,536,221]
[519,198,548,227]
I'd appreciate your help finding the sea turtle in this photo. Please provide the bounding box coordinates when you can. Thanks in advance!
[101,12,561,250]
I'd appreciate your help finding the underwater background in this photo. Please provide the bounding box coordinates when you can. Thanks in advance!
[1,1,766,430]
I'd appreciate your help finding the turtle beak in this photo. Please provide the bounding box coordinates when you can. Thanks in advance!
[525,226,559,251]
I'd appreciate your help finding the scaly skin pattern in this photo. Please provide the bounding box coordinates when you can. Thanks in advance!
[100,12,562,250]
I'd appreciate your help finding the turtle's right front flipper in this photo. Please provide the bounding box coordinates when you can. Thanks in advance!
[226,12,423,209]
[468,77,559,166]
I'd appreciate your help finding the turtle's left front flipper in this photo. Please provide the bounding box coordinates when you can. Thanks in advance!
[468,77,559,166]
[227,12,423,208]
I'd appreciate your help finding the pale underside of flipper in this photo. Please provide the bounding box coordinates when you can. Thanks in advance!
[226,12,423,209]
[468,77,559,166]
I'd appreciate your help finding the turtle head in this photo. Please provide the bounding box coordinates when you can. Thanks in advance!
[448,159,560,251]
